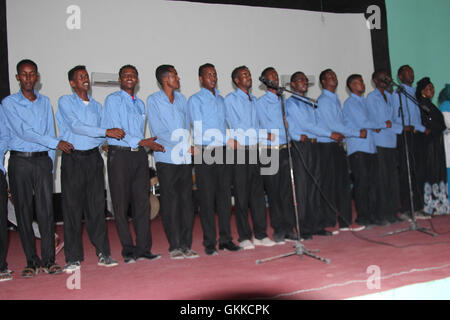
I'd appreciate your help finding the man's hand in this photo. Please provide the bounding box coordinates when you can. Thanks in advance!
[189,146,201,155]
[330,132,344,142]
[106,128,125,140]
[226,139,240,150]
[373,129,381,133]
[359,129,367,139]
[102,144,108,153]
[385,120,392,128]
[425,128,431,136]
[138,137,165,152]
[267,133,275,142]
[300,134,308,142]
[404,125,415,132]
[57,140,74,154]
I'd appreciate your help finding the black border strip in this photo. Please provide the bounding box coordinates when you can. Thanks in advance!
[0,0,10,101]
[171,0,391,75]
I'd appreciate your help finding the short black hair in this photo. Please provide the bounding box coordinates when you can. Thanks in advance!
[397,65,411,77]
[346,74,362,91]
[260,67,275,79]
[199,63,215,77]
[155,64,175,85]
[372,69,387,80]
[68,65,86,81]
[16,59,38,74]
[319,68,333,84]
[119,64,138,78]
[290,71,306,83]
[231,66,248,85]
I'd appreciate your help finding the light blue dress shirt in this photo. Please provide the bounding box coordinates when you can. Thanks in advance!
[366,89,403,148]
[147,90,191,165]
[1,90,59,163]
[56,93,107,150]
[256,91,286,146]
[187,88,227,147]
[224,88,259,146]
[0,106,10,174]
[101,90,146,149]
[285,95,332,141]
[391,84,426,132]
[315,89,360,143]
[343,93,380,155]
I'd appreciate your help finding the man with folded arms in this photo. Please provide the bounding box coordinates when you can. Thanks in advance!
[286,71,344,239]
[315,69,366,233]
[102,64,164,264]
[366,70,403,223]
[56,65,125,272]
[256,67,296,244]
[2,59,73,277]
[225,66,275,249]
[147,65,198,260]
[188,63,241,256]
[343,74,392,226]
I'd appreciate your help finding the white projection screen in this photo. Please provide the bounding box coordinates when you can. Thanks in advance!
[6,0,374,191]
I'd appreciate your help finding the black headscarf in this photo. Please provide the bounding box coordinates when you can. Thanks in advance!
[416,77,432,101]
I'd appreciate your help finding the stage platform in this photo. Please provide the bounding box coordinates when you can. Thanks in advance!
[1,212,450,300]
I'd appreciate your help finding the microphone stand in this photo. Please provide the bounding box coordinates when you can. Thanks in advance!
[380,80,437,238]
[256,83,330,265]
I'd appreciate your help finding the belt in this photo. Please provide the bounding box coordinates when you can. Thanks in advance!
[71,147,99,155]
[108,145,144,152]
[300,138,317,143]
[260,144,290,150]
[10,151,48,158]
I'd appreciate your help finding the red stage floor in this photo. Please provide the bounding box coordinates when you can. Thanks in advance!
[1,213,450,300]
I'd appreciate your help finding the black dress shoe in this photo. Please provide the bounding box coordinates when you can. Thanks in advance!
[136,252,161,261]
[205,247,219,256]
[219,241,242,252]
[314,229,332,236]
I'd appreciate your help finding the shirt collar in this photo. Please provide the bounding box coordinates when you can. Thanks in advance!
[200,87,219,98]
[236,88,253,101]
[120,89,137,101]
[350,92,365,102]
[18,89,40,103]
[265,91,280,102]
[323,89,338,100]
[73,92,92,104]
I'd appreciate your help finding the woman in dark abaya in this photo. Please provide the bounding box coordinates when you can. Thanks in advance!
[416,77,448,215]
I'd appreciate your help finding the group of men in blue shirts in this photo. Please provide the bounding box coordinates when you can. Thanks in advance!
[0,58,421,282]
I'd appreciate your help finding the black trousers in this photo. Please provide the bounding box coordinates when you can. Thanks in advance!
[156,162,194,252]
[397,132,423,212]
[8,154,55,267]
[349,152,378,224]
[107,148,151,258]
[376,147,401,221]
[194,147,233,249]
[292,141,322,235]
[317,142,352,229]
[0,171,8,270]
[231,149,267,242]
[261,148,294,237]
[61,149,111,263]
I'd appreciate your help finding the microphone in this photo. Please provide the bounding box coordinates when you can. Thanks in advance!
[380,75,393,85]
[259,76,278,89]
